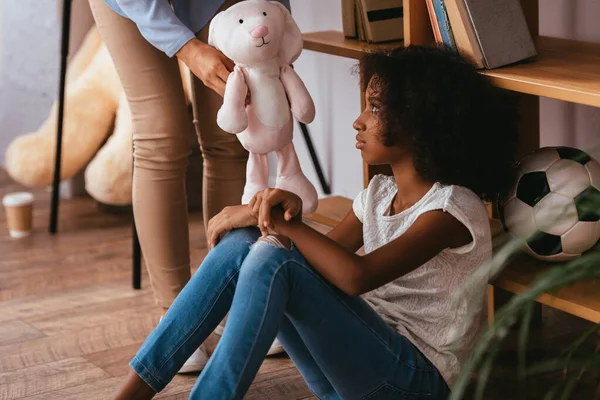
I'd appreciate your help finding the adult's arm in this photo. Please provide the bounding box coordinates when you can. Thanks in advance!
[114,0,234,96]
[115,0,196,57]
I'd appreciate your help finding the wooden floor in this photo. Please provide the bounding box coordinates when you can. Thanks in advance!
[0,169,315,400]
[0,168,597,399]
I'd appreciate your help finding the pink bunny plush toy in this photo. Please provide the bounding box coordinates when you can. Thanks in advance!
[208,0,318,214]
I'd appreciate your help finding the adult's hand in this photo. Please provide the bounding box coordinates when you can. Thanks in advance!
[176,38,234,97]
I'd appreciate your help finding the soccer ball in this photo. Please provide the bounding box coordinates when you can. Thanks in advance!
[498,146,600,262]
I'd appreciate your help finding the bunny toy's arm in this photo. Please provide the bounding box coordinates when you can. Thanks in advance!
[217,66,248,134]
[280,65,315,125]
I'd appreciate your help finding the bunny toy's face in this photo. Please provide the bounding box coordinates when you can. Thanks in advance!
[209,0,302,66]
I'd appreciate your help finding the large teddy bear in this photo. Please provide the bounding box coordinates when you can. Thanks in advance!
[5,26,193,206]
[209,0,318,214]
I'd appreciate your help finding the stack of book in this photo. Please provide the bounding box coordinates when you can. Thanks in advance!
[425,0,537,69]
[342,0,404,43]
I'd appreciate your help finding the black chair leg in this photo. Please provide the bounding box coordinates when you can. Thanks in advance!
[52,0,142,288]
[133,218,141,289]
[298,122,331,195]
[50,0,72,234]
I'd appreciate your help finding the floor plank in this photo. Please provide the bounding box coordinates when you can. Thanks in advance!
[83,343,143,378]
[0,245,138,301]
[0,316,157,373]
[20,377,125,400]
[155,393,189,400]
[0,281,146,323]
[0,320,45,346]
[25,291,156,336]
[0,357,110,399]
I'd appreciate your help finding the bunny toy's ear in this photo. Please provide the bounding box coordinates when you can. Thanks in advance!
[208,11,223,50]
[271,2,302,65]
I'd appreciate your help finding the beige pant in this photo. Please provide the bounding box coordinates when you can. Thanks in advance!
[89,0,246,307]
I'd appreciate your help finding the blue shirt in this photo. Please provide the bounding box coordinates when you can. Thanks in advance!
[105,0,290,57]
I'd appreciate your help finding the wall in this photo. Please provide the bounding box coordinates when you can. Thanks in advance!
[288,0,364,199]
[0,0,94,166]
[539,0,600,160]
[0,0,60,166]
[0,0,2,87]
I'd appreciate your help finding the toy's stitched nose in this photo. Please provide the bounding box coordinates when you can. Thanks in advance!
[251,25,269,38]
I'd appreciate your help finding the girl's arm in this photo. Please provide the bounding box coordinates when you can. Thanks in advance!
[250,188,363,252]
[271,207,471,296]
[324,210,364,253]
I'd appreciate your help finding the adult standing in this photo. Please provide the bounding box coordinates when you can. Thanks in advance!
[88,0,289,372]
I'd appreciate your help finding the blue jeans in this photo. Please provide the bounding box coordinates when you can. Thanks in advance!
[130,228,450,399]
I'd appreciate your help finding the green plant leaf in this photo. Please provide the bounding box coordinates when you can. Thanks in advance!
[559,378,577,400]
[518,303,535,381]
[451,249,600,400]
[474,341,502,400]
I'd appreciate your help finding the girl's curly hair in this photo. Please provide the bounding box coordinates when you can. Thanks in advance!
[359,45,519,202]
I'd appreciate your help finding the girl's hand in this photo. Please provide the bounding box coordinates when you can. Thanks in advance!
[207,205,257,249]
[249,189,302,236]
[176,38,235,97]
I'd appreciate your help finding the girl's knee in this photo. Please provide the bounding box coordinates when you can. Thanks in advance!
[254,234,292,250]
[238,237,296,281]
[222,227,261,246]
[199,228,260,277]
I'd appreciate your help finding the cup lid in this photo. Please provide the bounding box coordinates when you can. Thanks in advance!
[2,192,34,207]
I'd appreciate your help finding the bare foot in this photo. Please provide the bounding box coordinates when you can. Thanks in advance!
[113,369,157,400]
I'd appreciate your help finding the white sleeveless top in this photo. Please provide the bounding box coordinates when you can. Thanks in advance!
[353,175,492,388]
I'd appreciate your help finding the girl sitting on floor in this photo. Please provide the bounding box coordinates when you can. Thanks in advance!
[113,45,517,400]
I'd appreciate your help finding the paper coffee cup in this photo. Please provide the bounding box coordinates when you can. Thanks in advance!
[2,192,34,238]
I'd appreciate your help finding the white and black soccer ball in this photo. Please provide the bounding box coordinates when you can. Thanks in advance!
[498,146,600,262]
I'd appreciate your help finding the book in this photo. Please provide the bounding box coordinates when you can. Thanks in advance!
[358,0,404,43]
[444,0,485,68]
[462,0,537,69]
[342,0,357,38]
[356,0,367,41]
[432,0,457,51]
[425,0,443,44]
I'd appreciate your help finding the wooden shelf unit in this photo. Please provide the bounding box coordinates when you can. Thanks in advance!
[301,0,600,324]
[302,32,600,108]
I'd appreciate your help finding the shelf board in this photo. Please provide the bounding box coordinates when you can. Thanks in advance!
[481,36,600,108]
[491,253,600,324]
[304,196,600,324]
[302,30,402,60]
[302,31,600,108]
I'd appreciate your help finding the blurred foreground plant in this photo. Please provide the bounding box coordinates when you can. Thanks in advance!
[448,147,600,399]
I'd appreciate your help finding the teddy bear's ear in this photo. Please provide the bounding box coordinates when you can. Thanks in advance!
[271,2,302,65]
[208,11,224,50]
